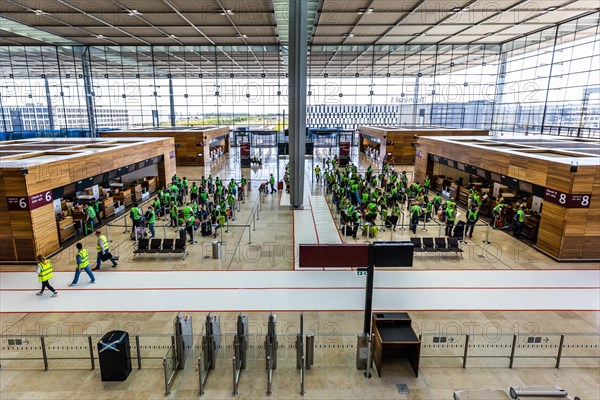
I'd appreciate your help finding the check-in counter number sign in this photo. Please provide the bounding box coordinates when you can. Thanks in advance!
[7,191,53,211]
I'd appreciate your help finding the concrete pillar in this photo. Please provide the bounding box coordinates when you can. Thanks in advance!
[80,47,96,137]
[288,0,308,209]
[169,78,176,127]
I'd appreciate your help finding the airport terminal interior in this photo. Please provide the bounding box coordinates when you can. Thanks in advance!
[0,1,599,399]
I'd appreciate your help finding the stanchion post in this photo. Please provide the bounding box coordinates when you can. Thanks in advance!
[105,225,111,244]
[253,213,256,231]
[123,215,128,233]
[163,357,170,396]
[509,334,517,368]
[462,334,470,368]
[136,335,142,369]
[421,218,428,232]
[88,336,95,370]
[248,225,251,244]
[232,356,237,397]
[198,356,204,397]
[400,212,406,231]
[41,336,48,371]
[483,222,491,245]
[555,334,565,369]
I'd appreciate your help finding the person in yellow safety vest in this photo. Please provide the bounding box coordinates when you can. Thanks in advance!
[465,204,479,238]
[93,230,118,270]
[423,175,431,193]
[69,243,95,286]
[315,165,321,183]
[36,255,58,297]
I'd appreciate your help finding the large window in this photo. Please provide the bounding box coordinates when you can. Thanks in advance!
[1,12,598,138]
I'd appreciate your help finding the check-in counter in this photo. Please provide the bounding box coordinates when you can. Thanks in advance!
[57,216,76,243]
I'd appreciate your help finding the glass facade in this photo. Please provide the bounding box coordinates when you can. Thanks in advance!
[0,12,598,139]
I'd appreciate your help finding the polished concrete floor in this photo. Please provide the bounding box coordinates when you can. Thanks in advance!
[0,147,598,399]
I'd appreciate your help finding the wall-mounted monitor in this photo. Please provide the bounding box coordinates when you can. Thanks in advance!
[490,172,501,182]
[63,182,76,196]
[519,181,533,193]
[456,162,465,171]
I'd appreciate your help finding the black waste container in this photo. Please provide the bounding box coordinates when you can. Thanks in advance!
[98,330,132,381]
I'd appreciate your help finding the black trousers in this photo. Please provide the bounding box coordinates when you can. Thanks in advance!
[445,220,455,236]
[465,220,476,237]
[41,280,56,293]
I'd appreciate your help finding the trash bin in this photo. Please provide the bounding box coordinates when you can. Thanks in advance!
[98,330,132,381]
[356,333,368,370]
[212,241,221,259]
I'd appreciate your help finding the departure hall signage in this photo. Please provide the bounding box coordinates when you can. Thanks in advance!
[543,188,591,208]
[7,190,53,211]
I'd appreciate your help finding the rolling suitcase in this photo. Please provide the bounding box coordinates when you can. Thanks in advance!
[453,221,466,240]
[201,221,212,237]
[278,180,284,190]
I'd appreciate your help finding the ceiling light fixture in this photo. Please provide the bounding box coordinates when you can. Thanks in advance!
[220,9,234,16]
[545,6,558,12]
[33,9,49,16]
[168,34,178,38]
[342,33,354,37]
[236,34,248,38]
[127,9,142,16]
[450,7,462,13]
[357,8,374,15]
[94,34,106,39]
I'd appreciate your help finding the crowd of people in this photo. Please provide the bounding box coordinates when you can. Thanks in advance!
[318,157,488,241]
[137,174,249,243]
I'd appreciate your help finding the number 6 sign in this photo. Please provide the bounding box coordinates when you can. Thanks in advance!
[7,190,54,211]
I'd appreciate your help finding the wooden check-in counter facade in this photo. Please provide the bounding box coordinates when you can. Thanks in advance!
[101,126,230,166]
[414,135,600,261]
[0,137,176,262]
[358,126,489,164]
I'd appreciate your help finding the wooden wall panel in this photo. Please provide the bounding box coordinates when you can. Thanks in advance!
[536,202,566,258]
[30,203,60,259]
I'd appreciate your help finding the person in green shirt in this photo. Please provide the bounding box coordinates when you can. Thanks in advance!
[432,194,442,216]
[182,177,189,197]
[84,203,97,231]
[366,202,378,223]
[465,204,479,238]
[492,202,506,228]
[182,203,195,242]
[513,206,526,238]
[130,202,142,228]
[152,198,162,218]
[146,205,156,238]
[169,201,178,227]
[315,165,321,183]
[410,203,422,234]
[190,182,199,203]
[200,190,208,207]
[445,205,456,236]
[269,174,276,194]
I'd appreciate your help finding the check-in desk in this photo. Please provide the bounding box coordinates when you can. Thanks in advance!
[372,312,421,377]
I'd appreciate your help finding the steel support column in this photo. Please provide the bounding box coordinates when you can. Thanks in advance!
[44,78,55,131]
[169,78,176,127]
[288,0,307,209]
[80,47,96,137]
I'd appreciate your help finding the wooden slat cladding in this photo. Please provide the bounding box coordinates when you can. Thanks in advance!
[101,127,230,166]
[537,202,566,258]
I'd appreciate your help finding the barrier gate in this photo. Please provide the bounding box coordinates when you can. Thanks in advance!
[265,314,278,396]
[232,314,248,396]
[198,313,221,397]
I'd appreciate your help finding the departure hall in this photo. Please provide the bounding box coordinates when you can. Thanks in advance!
[0,1,599,399]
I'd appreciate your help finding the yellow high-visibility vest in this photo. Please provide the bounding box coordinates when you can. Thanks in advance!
[38,260,53,282]
[97,235,109,252]
[77,249,90,269]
